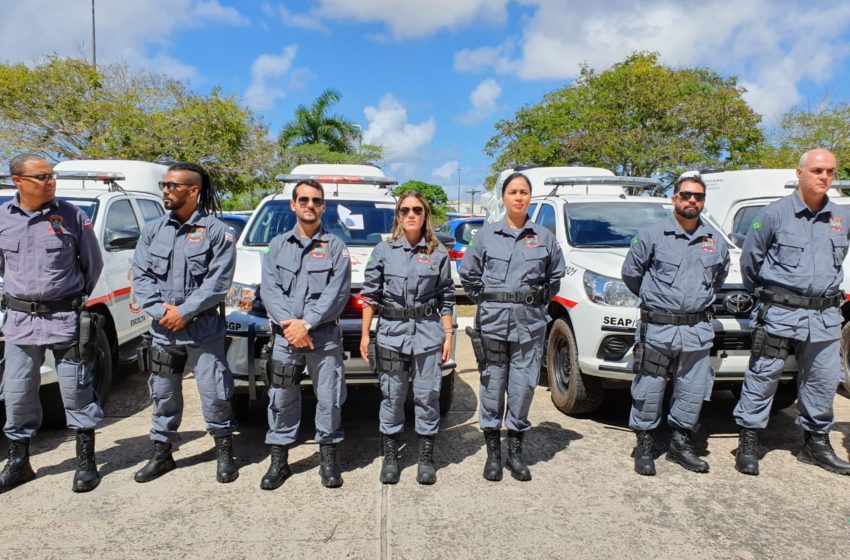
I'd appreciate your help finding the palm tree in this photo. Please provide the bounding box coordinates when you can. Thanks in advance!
[278,89,358,154]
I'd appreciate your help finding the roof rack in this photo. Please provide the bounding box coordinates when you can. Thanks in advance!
[275,173,399,197]
[55,171,127,192]
[544,176,660,196]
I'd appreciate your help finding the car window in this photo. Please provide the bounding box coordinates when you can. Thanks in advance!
[527,203,538,219]
[564,202,671,248]
[457,221,482,244]
[732,205,766,237]
[221,217,247,241]
[105,198,140,234]
[535,203,557,235]
[0,195,98,220]
[136,199,164,223]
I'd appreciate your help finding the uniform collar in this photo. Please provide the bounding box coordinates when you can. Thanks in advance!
[284,225,329,247]
[168,208,207,228]
[662,214,710,239]
[390,235,427,251]
[790,189,835,218]
[9,194,59,215]
[495,216,535,237]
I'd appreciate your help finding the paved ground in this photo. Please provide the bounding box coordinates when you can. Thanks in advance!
[2,332,850,560]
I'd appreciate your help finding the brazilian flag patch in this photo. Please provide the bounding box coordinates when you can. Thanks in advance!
[631,235,640,247]
[751,221,762,231]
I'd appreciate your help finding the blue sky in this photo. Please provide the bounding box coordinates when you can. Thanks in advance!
[3,0,850,199]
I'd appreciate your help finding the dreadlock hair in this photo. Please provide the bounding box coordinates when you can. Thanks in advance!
[167,162,222,216]
[390,190,440,254]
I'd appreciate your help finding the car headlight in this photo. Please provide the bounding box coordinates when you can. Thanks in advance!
[583,270,638,307]
[226,282,258,312]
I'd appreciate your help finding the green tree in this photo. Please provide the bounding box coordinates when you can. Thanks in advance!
[278,89,359,153]
[396,180,449,218]
[762,102,850,177]
[485,52,764,192]
[0,57,275,197]
[277,142,383,172]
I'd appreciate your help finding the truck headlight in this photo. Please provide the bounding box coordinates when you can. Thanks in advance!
[583,271,638,307]
[226,282,258,312]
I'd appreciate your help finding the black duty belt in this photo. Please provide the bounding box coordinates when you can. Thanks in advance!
[479,290,545,305]
[640,309,712,326]
[1,294,83,315]
[379,299,440,320]
[755,286,844,311]
[271,319,339,336]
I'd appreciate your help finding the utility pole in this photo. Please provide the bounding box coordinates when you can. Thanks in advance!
[456,166,462,212]
[91,0,97,71]
[469,188,481,215]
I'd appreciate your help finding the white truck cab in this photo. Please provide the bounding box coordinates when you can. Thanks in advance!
[0,160,167,401]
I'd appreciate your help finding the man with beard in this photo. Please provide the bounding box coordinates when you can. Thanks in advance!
[131,162,238,484]
[622,174,729,476]
[259,179,351,490]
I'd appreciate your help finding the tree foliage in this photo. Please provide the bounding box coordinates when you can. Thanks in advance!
[396,180,449,218]
[277,142,383,172]
[278,89,359,154]
[485,52,764,191]
[0,57,275,196]
[762,102,850,177]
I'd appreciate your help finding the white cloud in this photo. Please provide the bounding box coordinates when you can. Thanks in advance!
[459,78,502,125]
[193,0,250,26]
[277,2,325,30]
[362,95,436,172]
[454,0,850,122]
[432,160,459,181]
[242,45,299,111]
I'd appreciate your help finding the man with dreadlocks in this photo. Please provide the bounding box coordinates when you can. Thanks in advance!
[131,162,239,484]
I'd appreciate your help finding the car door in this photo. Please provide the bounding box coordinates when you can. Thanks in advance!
[102,197,144,344]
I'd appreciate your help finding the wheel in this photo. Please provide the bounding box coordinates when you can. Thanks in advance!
[840,322,850,394]
[771,381,797,412]
[546,318,604,415]
[439,370,455,416]
[91,327,114,405]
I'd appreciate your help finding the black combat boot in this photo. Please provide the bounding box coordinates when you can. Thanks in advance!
[634,430,656,476]
[666,427,709,473]
[797,431,850,475]
[506,430,531,481]
[214,436,238,483]
[416,434,437,485]
[482,429,503,482]
[380,434,400,485]
[319,443,343,488]
[260,445,291,490]
[72,430,100,493]
[134,441,177,483]
[0,439,36,493]
[735,428,759,476]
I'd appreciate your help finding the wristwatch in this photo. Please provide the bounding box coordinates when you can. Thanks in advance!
[302,321,312,331]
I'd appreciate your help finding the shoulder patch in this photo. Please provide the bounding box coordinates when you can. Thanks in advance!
[751,221,762,231]
[631,235,640,246]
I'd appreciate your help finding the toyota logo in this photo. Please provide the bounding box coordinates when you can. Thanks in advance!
[724,292,754,314]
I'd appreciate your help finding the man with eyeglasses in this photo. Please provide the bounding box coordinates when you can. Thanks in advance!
[0,154,104,493]
[131,162,239,484]
[622,174,730,476]
[734,148,850,476]
[258,178,352,490]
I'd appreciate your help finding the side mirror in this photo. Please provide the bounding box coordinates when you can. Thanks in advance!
[106,229,141,250]
[729,233,746,248]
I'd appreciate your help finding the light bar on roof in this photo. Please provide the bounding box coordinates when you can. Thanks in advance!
[275,173,399,186]
[544,176,660,187]
[56,171,126,182]
[784,180,850,188]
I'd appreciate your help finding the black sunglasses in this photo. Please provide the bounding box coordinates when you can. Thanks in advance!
[677,191,706,202]
[399,206,424,216]
[19,172,57,182]
[158,181,196,192]
[296,196,325,207]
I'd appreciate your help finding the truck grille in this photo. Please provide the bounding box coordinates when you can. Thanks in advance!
[711,286,754,319]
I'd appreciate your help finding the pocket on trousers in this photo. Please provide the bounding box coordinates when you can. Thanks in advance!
[334,365,347,407]
[703,367,717,402]
[214,360,235,401]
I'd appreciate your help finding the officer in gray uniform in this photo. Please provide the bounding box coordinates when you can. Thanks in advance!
[359,191,455,485]
[259,179,351,490]
[131,162,238,484]
[0,154,104,493]
[461,172,565,482]
[622,174,730,476]
[734,148,850,476]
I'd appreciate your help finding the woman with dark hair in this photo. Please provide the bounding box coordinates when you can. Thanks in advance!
[460,172,565,482]
[359,190,455,485]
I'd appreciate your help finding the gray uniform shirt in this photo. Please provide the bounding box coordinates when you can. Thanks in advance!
[0,195,103,345]
[741,191,850,342]
[460,218,565,343]
[360,237,455,355]
[261,227,352,350]
[132,209,235,343]
[622,214,730,350]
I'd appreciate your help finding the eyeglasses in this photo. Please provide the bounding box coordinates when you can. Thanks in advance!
[18,173,57,182]
[158,181,196,192]
[296,196,324,207]
[677,191,706,202]
[399,206,424,216]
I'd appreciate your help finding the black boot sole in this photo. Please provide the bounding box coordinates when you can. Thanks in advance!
[134,459,177,483]
[797,450,850,475]
[734,455,759,476]
[260,467,291,490]
[506,462,531,482]
[483,463,503,482]
[417,465,436,485]
[634,461,656,476]
[665,452,709,473]
[217,470,239,484]
[72,473,101,493]
[380,467,400,485]
[0,470,37,493]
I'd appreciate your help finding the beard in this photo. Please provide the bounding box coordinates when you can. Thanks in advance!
[675,206,700,219]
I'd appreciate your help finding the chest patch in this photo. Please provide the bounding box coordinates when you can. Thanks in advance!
[702,237,715,253]
[830,216,843,233]
[525,234,540,248]
[311,243,327,258]
[417,250,430,264]
[187,227,205,243]
[48,214,64,234]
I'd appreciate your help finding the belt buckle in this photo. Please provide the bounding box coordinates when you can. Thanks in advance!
[524,294,535,305]
[423,307,433,317]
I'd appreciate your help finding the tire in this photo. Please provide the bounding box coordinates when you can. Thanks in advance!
[771,381,797,412]
[546,318,604,415]
[91,327,114,405]
[439,370,455,416]
[840,322,850,395]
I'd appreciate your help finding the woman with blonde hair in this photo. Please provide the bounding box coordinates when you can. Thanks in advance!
[360,190,455,485]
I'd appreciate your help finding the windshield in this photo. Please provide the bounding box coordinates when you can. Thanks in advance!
[565,202,673,248]
[244,199,396,246]
[0,195,98,220]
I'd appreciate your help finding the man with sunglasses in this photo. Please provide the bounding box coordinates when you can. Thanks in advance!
[131,162,239,484]
[622,174,730,476]
[733,148,850,476]
[0,154,104,493]
[259,179,352,490]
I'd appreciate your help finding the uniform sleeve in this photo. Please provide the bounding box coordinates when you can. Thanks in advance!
[131,221,166,321]
[177,222,236,321]
[437,249,456,316]
[714,238,731,292]
[545,234,565,301]
[622,229,652,296]
[460,234,485,303]
[302,238,352,328]
[740,209,774,293]
[260,238,288,325]
[76,210,104,296]
[360,243,385,308]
